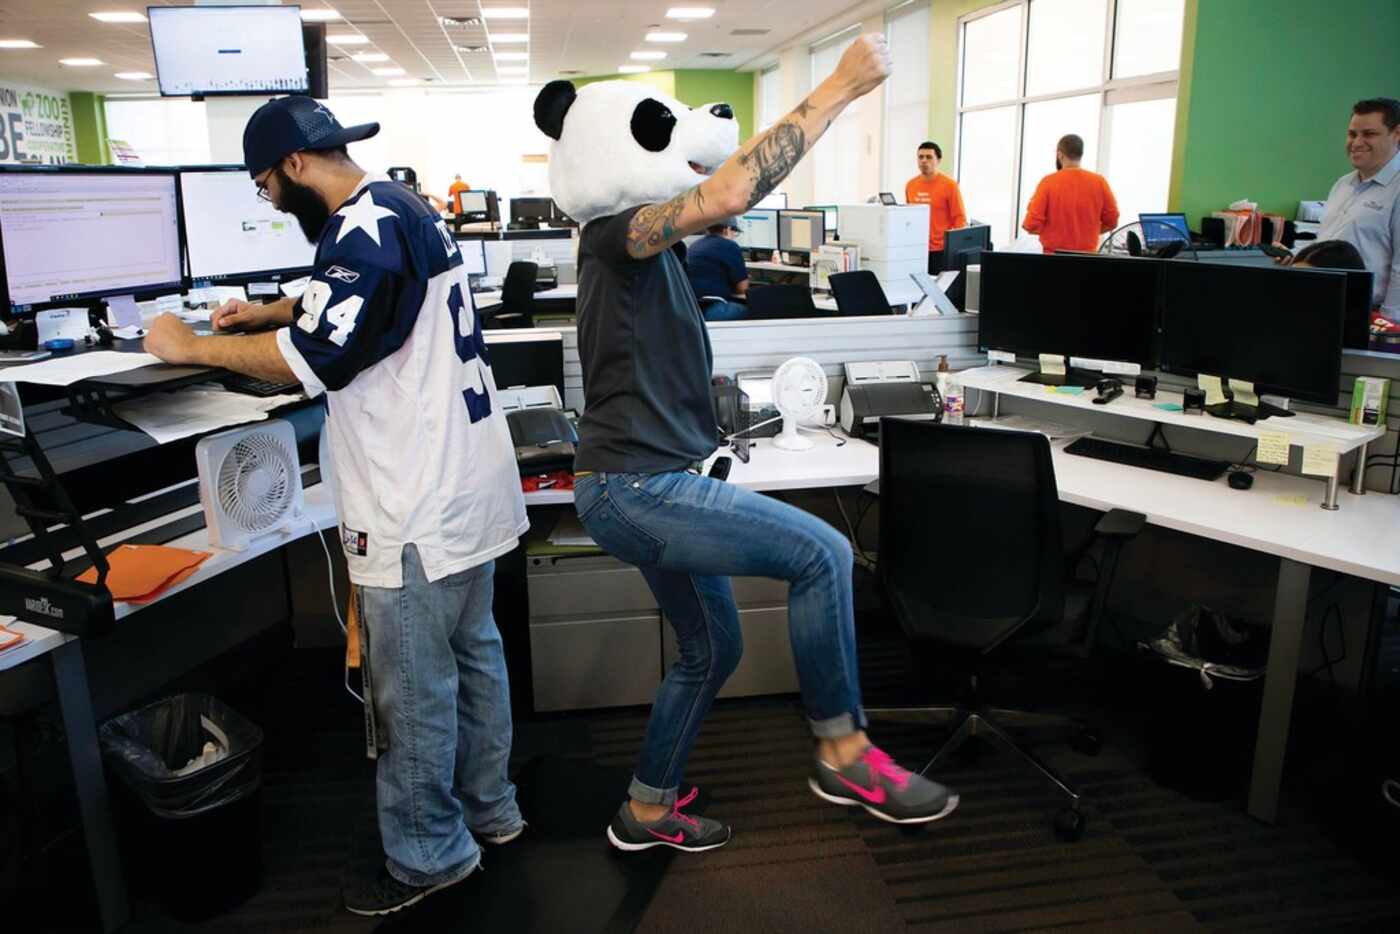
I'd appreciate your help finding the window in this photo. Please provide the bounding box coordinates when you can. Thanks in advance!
[955,0,1182,249]
[758,66,782,133]
[810,28,861,205]
[883,2,932,192]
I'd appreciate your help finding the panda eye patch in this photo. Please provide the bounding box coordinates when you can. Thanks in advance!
[631,99,677,153]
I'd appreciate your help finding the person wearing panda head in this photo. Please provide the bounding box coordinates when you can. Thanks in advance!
[534,34,958,854]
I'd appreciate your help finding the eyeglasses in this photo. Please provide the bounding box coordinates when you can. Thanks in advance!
[255,177,273,202]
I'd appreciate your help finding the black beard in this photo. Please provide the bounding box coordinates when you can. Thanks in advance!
[275,166,332,243]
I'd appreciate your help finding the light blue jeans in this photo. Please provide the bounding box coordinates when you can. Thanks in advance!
[574,470,865,806]
[357,545,521,887]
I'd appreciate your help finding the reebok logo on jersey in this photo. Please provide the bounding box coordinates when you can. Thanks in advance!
[326,265,361,283]
[341,525,368,556]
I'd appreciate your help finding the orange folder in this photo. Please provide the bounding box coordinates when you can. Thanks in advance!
[77,544,213,603]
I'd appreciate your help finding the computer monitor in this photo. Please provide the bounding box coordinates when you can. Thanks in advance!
[943,224,993,309]
[778,210,825,254]
[1343,269,1375,351]
[0,166,184,317]
[804,205,838,240]
[977,252,1161,370]
[511,197,556,225]
[735,209,778,252]
[753,192,787,210]
[457,189,499,223]
[149,5,308,97]
[1159,263,1345,405]
[459,238,487,277]
[1139,212,1191,250]
[483,330,565,402]
[179,167,316,286]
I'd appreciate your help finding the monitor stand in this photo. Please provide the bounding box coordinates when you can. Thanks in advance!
[1017,368,1099,389]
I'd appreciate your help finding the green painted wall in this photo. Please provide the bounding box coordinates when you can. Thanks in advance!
[1170,0,1400,223]
[67,91,109,164]
[571,70,756,142]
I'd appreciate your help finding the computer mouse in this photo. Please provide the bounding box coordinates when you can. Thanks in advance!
[1227,471,1254,490]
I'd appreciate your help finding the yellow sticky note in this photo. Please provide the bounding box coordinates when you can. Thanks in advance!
[1039,353,1066,377]
[1273,494,1309,508]
[1301,445,1339,479]
[1256,431,1290,466]
[1198,374,1226,406]
[1229,378,1259,408]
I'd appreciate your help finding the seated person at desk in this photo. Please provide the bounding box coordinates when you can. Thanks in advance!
[534,34,957,856]
[143,96,529,917]
[685,216,749,320]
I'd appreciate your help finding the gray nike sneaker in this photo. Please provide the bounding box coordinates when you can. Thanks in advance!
[809,745,959,824]
[606,787,732,852]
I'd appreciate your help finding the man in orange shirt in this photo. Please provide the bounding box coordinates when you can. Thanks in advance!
[1022,134,1119,254]
[905,141,967,272]
[448,174,470,213]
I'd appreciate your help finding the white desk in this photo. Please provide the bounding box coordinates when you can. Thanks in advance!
[960,364,1387,510]
[0,481,339,933]
[746,260,811,274]
[473,285,577,309]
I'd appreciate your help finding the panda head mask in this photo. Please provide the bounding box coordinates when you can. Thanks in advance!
[534,79,740,226]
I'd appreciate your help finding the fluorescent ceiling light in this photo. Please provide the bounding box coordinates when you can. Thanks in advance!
[482,8,530,19]
[646,32,688,43]
[493,51,529,61]
[60,58,104,66]
[89,12,146,24]
[666,7,715,19]
[327,34,370,45]
[299,8,341,21]
[114,71,153,80]
[372,67,405,77]
[388,78,420,87]
[631,51,667,60]
[618,65,651,74]
[352,52,389,62]
[0,40,40,49]
[490,33,529,43]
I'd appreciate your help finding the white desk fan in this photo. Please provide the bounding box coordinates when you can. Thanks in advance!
[195,419,304,550]
[770,356,827,452]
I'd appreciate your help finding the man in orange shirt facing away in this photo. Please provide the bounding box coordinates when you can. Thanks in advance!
[1022,134,1119,254]
[905,141,967,272]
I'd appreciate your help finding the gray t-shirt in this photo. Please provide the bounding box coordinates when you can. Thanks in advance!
[574,206,719,473]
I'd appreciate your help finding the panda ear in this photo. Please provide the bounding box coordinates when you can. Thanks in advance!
[534,80,577,141]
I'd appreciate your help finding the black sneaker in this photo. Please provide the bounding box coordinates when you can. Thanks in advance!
[476,822,525,845]
[343,862,476,917]
[605,787,731,853]
[809,745,959,825]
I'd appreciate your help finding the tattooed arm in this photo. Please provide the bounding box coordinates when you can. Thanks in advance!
[624,33,893,260]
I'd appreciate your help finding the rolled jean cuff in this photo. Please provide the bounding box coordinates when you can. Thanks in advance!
[386,850,480,889]
[809,709,865,739]
[628,775,677,806]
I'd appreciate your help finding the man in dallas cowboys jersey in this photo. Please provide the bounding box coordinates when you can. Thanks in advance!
[144,97,528,916]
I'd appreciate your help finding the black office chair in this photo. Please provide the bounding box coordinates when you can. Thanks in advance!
[486,261,538,329]
[868,419,1144,841]
[829,270,893,316]
[745,284,823,320]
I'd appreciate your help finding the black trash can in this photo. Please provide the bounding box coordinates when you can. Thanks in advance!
[99,693,264,920]
[1141,606,1267,802]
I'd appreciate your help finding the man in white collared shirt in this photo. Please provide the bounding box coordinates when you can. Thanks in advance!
[1317,98,1400,331]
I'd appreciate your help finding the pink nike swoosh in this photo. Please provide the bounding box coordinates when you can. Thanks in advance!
[834,773,887,804]
[648,828,686,844]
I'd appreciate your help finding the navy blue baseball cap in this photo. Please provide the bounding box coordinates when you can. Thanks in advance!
[243,96,380,178]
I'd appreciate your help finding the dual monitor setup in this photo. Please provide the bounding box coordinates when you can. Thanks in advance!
[736,208,829,259]
[977,251,1371,411]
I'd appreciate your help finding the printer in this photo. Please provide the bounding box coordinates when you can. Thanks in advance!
[838,360,942,441]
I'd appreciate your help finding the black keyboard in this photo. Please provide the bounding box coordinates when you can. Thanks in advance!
[1065,436,1229,481]
[223,373,302,397]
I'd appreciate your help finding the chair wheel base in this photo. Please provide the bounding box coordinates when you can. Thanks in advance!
[1070,729,1102,757]
[1054,808,1086,842]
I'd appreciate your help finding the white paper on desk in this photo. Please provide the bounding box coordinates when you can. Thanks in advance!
[0,351,162,386]
[280,275,311,298]
[1228,378,1258,408]
[106,295,142,329]
[1300,444,1339,479]
[1038,353,1066,377]
[1256,430,1290,466]
[35,308,91,345]
[113,387,303,444]
[1198,374,1226,406]
[547,512,596,547]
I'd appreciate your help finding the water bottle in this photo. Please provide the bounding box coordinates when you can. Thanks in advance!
[943,372,965,426]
